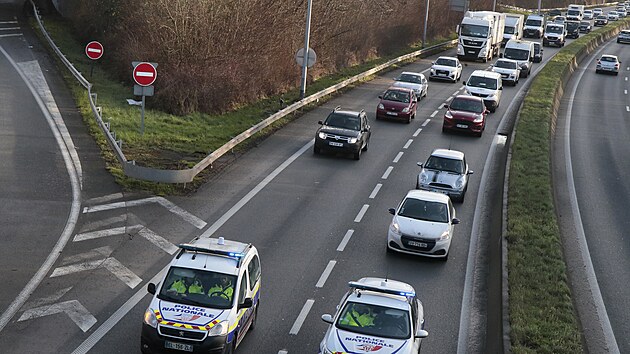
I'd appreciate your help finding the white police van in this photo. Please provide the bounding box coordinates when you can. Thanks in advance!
[141,237,261,354]
[319,278,429,354]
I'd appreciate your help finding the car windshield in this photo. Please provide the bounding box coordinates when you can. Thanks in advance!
[435,58,456,67]
[460,24,489,38]
[525,19,542,26]
[397,73,422,84]
[336,302,411,340]
[495,60,517,69]
[567,22,579,30]
[383,90,411,103]
[467,75,498,90]
[398,198,449,223]
[158,267,238,310]
[567,10,580,16]
[597,16,607,20]
[547,26,563,34]
[503,48,529,61]
[325,113,361,130]
[449,97,485,113]
[504,26,515,34]
[580,21,589,26]
[425,156,465,174]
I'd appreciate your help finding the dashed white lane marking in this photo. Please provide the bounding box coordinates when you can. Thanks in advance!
[625,89,628,95]
[316,261,337,288]
[369,184,382,199]
[73,226,139,242]
[626,77,628,81]
[0,34,22,38]
[0,27,20,31]
[422,119,431,127]
[453,90,460,95]
[354,205,369,222]
[0,21,18,24]
[382,166,394,179]
[278,351,288,354]
[18,300,97,332]
[337,230,355,251]
[393,152,404,163]
[445,96,454,102]
[403,139,413,149]
[627,67,630,71]
[413,128,422,137]
[460,85,465,90]
[289,299,315,335]
[626,106,629,112]
[430,110,439,117]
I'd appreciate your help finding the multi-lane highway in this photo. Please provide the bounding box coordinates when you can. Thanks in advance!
[0,3,626,354]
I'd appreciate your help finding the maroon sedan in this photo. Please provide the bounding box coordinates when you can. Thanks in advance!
[442,95,488,137]
[376,87,417,123]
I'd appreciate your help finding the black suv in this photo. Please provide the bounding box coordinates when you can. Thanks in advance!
[314,106,371,160]
[565,20,580,39]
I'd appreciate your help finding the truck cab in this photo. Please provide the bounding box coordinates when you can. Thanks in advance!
[567,4,585,21]
[457,11,506,62]
[543,23,566,47]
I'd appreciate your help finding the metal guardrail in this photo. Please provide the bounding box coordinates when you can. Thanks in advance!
[31,0,455,183]
[500,2,619,13]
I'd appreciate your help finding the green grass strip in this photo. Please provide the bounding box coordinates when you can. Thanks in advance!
[508,19,630,354]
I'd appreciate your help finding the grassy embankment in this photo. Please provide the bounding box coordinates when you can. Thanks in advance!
[508,19,630,353]
[35,15,455,194]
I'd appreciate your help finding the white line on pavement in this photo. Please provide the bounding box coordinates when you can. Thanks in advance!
[337,230,355,252]
[354,205,369,222]
[393,152,404,163]
[85,193,124,205]
[430,110,439,117]
[445,96,454,102]
[73,226,140,242]
[18,300,96,332]
[381,166,394,179]
[51,258,142,289]
[316,261,337,288]
[23,287,72,311]
[626,77,628,81]
[413,128,422,137]
[627,106,629,112]
[61,246,113,266]
[79,215,127,233]
[422,119,430,127]
[0,27,20,31]
[403,139,413,149]
[0,34,22,38]
[369,184,382,199]
[0,21,18,24]
[138,228,178,254]
[278,351,288,354]
[289,299,315,335]
[625,90,628,95]
[453,90,460,95]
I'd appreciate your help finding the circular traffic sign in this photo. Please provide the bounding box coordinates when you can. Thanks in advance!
[133,62,157,86]
[295,47,316,68]
[85,41,104,60]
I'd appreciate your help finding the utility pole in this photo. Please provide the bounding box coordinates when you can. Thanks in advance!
[537,0,542,14]
[299,0,313,100]
[422,0,430,48]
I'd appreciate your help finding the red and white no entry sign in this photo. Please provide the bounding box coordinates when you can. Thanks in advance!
[85,41,103,60]
[133,62,157,86]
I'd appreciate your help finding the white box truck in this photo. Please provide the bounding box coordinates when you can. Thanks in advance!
[457,11,506,62]
[567,4,585,21]
[502,14,525,47]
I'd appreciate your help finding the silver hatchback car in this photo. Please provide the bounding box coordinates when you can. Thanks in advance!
[596,55,621,75]
[416,149,473,202]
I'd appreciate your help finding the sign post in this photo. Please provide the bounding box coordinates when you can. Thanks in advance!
[132,62,158,135]
[85,41,103,78]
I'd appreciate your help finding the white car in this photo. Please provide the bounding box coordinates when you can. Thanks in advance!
[320,278,428,354]
[464,70,503,112]
[429,56,463,83]
[583,10,593,20]
[593,8,603,17]
[392,71,428,99]
[491,58,521,85]
[608,11,619,21]
[387,190,460,260]
[596,55,621,75]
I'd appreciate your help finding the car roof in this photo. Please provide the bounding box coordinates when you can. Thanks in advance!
[470,69,501,79]
[345,277,415,310]
[621,30,630,34]
[170,237,256,275]
[436,56,457,61]
[405,189,452,203]
[400,71,423,76]
[496,58,519,64]
[431,148,465,160]
[452,94,484,103]
[333,109,362,117]
[385,86,414,94]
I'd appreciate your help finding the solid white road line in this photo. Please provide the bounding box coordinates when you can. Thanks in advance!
[73,226,138,242]
[369,184,382,199]
[337,230,355,252]
[0,44,82,334]
[289,299,315,335]
[354,205,369,222]
[381,166,394,179]
[393,152,404,163]
[0,27,20,31]
[316,261,337,288]
[61,246,113,266]
[430,110,439,117]
[403,139,413,149]
[422,119,430,127]
[0,21,18,24]
[445,96,454,102]
[0,34,22,38]
[18,300,96,332]
[413,128,422,137]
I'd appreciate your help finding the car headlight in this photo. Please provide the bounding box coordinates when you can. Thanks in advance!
[480,48,487,55]
[439,231,451,241]
[420,172,428,184]
[445,111,453,119]
[488,93,497,99]
[473,114,484,123]
[390,219,402,236]
[455,176,465,188]
[208,321,228,336]
[378,103,384,110]
[430,68,436,73]
[349,137,358,144]
[318,132,327,139]
[402,107,410,113]
[143,308,158,328]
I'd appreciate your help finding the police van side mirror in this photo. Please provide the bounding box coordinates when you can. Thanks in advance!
[238,298,253,309]
[147,283,156,295]
[322,314,334,324]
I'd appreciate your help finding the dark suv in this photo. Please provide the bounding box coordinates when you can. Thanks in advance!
[565,20,580,39]
[314,107,371,160]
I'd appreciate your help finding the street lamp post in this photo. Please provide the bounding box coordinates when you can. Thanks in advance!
[299,0,313,100]
[422,0,430,48]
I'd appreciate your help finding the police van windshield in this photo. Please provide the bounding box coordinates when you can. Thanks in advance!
[467,75,498,90]
[336,302,411,339]
[159,267,238,310]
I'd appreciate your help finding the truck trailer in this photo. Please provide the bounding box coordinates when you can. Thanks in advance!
[503,14,525,46]
[457,11,506,62]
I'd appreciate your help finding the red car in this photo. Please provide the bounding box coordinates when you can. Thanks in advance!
[376,87,418,123]
[442,95,488,137]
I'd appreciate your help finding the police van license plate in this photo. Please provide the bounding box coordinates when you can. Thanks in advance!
[408,241,428,248]
[329,141,343,147]
[165,341,193,352]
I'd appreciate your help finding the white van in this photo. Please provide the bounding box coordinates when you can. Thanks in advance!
[503,39,535,77]
[464,70,503,112]
[141,237,261,354]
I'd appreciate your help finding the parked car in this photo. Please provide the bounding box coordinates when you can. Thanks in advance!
[376,87,418,123]
[429,56,463,82]
[392,71,428,99]
[442,95,488,137]
[491,58,521,86]
[314,106,371,160]
[594,15,608,26]
[618,29,630,43]
[579,21,592,33]
[532,42,543,63]
[416,148,473,202]
[387,190,460,259]
[595,55,621,75]
[565,20,580,39]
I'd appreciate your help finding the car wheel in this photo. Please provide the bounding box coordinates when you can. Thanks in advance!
[490,106,496,113]
[313,145,320,155]
[615,72,619,76]
[353,149,361,160]
[406,116,411,124]
[442,126,448,133]
[476,130,483,138]
[386,244,394,254]
[442,252,449,262]
[249,304,258,331]
[362,138,369,151]
[596,69,600,74]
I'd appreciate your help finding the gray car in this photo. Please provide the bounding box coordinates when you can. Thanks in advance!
[416,149,473,202]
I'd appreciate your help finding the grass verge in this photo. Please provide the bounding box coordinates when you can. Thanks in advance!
[508,19,630,353]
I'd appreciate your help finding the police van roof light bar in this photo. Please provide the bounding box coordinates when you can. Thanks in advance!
[177,243,252,268]
[348,281,415,298]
